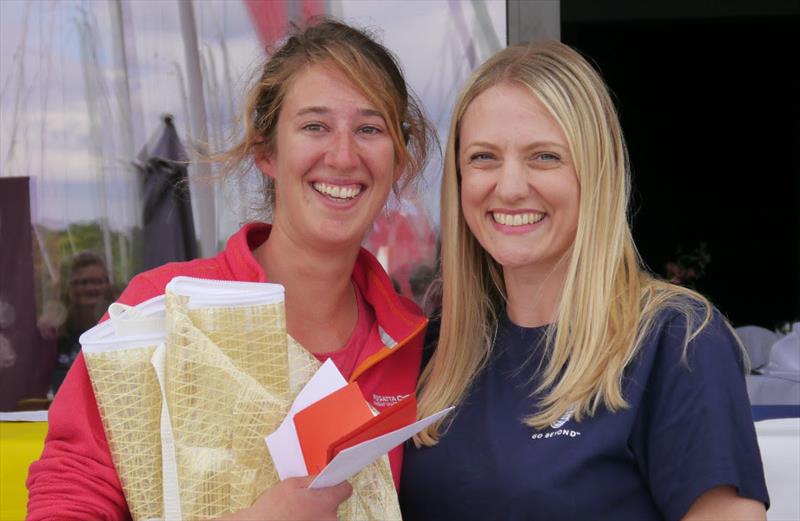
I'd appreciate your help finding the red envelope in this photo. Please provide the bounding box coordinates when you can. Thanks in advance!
[293,383,373,474]
[326,394,417,463]
[293,383,419,475]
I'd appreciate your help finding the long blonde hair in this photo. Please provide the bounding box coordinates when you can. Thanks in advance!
[416,41,713,444]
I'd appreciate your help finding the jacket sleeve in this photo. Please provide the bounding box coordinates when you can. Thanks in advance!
[26,274,163,521]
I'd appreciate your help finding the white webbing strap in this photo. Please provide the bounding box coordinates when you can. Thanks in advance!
[151,342,182,521]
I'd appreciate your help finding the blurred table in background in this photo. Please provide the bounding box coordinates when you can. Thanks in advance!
[0,412,48,521]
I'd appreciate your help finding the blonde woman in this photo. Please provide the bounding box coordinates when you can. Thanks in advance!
[400,41,768,521]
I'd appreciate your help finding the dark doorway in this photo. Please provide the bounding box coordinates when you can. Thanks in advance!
[562,13,799,329]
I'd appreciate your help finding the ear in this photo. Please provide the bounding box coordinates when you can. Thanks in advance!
[254,146,276,180]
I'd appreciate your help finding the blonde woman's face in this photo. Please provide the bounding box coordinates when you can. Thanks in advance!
[458,83,580,275]
[255,63,399,251]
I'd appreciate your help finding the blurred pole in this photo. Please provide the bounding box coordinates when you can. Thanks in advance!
[108,0,135,280]
[507,0,560,44]
[326,0,342,18]
[178,0,216,258]
[172,62,193,147]
[76,15,114,283]
[471,0,504,51]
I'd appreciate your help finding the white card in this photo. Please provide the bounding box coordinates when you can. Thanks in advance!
[309,406,454,488]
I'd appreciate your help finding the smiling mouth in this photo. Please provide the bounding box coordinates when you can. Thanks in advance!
[312,181,363,201]
[491,211,545,226]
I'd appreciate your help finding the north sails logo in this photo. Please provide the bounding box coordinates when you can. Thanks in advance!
[531,406,581,440]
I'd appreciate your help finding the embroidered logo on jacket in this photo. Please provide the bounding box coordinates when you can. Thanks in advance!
[372,393,410,408]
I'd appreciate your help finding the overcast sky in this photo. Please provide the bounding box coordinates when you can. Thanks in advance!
[0,0,505,235]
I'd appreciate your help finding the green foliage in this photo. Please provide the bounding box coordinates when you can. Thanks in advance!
[32,222,142,307]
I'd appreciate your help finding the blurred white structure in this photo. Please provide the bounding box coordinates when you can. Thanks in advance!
[755,417,800,521]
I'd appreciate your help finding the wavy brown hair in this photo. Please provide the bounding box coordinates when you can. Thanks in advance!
[215,17,435,212]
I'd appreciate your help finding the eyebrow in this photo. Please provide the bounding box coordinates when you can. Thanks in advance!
[462,140,568,152]
[295,106,384,119]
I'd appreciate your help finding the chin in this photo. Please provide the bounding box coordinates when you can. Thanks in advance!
[486,248,533,268]
[316,223,365,248]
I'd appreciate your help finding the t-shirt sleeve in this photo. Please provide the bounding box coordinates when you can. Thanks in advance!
[631,308,770,521]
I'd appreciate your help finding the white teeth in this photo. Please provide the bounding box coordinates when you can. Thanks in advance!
[492,212,544,226]
[312,182,362,200]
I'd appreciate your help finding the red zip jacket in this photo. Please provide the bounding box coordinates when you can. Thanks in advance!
[26,223,426,521]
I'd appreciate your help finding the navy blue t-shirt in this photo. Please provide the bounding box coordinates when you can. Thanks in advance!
[400,308,769,521]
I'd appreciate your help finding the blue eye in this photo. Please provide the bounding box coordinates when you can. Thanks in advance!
[470,152,494,162]
[302,123,325,132]
[536,152,560,162]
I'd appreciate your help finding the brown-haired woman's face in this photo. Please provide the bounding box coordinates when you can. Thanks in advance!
[458,83,580,275]
[256,62,399,250]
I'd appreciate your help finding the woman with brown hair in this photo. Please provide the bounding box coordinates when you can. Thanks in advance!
[27,18,435,520]
[401,41,768,520]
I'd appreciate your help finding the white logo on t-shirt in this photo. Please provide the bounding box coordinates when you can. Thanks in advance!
[550,406,575,429]
[531,406,582,441]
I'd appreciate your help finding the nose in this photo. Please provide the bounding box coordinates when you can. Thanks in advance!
[495,159,529,202]
[325,130,360,171]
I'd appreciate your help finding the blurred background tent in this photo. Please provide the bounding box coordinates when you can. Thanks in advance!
[0,1,505,327]
[135,114,198,272]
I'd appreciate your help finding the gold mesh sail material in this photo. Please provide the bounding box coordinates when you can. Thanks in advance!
[82,299,167,521]
[83,278,401,520]
[85,346,164,521]
[163,292,289,518]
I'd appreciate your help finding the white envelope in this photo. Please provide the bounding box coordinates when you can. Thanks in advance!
[309,406,452,489]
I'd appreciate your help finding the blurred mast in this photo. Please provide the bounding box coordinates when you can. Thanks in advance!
[76,12,114,283]
[107,0,141,280]
[178,0,216,257]
[4,1,30,168]
[171,62,193,147]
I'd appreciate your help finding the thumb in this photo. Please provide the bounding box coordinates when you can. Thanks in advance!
[323,480,353,503]
[292,475,316,488]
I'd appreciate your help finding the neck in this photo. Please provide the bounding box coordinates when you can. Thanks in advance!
[502,257,570,328]
[256,224,360,354]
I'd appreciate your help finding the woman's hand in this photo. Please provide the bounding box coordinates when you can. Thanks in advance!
[218,476,353,521]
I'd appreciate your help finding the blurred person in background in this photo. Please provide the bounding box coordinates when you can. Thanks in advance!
[37,251,115,395]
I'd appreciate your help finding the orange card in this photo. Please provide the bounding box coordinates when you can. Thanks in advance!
[293,382,374,474]
[327,394,417,463]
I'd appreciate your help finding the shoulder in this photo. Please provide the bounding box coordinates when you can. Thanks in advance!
[645,296,737,361]
[115,257,226,308]
[632,294,746,391]
[628,296,768,520]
